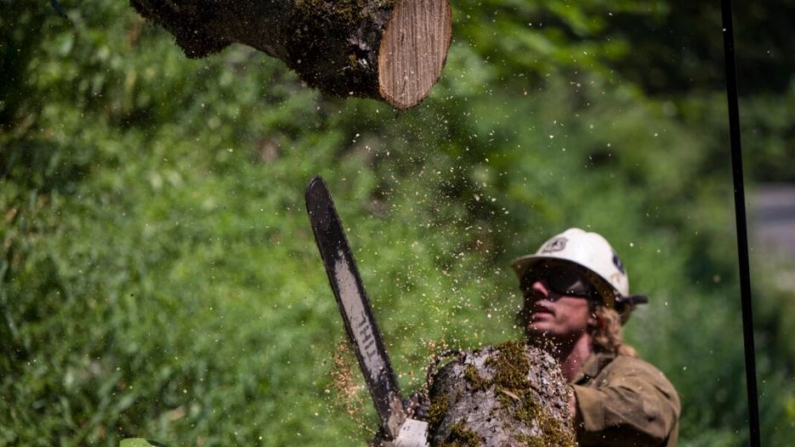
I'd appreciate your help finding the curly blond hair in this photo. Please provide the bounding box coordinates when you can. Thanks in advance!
[591,306,637,357]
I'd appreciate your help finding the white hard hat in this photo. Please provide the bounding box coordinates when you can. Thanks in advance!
[511,228,647,320]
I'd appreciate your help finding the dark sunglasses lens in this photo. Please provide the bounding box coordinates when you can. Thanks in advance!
[524,266,596,298]
[547,269,593,297]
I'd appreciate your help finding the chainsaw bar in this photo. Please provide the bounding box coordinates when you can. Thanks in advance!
[305,176,406,439]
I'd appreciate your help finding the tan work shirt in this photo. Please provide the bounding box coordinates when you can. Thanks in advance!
[571,353,680,447]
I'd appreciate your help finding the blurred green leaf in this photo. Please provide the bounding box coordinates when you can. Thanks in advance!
[120,439,169,447]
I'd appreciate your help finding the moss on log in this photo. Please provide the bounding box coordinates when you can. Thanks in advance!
[427,341,577,447]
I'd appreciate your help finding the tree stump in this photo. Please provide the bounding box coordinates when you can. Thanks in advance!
[426,341,576,447]
[130,0,452,110]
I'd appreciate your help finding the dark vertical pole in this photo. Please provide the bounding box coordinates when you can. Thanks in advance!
[719,1,761,446]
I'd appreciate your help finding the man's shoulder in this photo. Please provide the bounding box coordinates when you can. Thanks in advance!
[605,353,663,372]
[603,354,677,389]
[611,353,660,369]
[586,352,668,378]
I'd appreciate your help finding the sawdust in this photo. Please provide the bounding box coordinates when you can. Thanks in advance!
[331,341,367,418]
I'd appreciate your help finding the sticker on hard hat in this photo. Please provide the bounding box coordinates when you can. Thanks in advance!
[541,236,568,253]
[612,252,626,275]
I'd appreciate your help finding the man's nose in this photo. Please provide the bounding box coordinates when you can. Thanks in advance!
[523,280,550,300]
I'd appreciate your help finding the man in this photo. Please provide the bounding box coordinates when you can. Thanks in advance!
[511,228,680,446]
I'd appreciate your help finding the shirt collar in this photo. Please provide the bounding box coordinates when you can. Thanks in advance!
[572,352,616,384]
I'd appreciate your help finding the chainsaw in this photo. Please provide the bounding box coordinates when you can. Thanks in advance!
[306,176,428,447]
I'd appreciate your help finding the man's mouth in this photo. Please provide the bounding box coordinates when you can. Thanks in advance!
[530,304,553,319]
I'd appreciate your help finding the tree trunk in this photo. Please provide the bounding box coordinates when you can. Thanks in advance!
[130,0,452,110]
[426,341,577,447]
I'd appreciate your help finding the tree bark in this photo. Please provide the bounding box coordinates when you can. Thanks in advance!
[426,341,577,447]
[130,0,452,110]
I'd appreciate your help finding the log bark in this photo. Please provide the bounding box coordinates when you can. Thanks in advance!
[130,0,452,110]
[426,341,577,447]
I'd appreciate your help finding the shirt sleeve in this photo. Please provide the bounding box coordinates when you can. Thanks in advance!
[571,357,680,446]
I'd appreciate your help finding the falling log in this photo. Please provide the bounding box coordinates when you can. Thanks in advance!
[426,341,577,447]
[130,0,452,110]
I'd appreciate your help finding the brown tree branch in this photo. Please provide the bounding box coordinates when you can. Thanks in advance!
[130,0,452,109]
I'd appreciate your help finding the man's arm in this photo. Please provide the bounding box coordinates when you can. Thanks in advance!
[571,357,680,446]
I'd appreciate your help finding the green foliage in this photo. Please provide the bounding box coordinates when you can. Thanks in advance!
[120,440,168,447]
[2,0,794,446]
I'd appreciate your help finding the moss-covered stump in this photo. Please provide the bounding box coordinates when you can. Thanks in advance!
[427,341,576,447]
[130,0,452,110]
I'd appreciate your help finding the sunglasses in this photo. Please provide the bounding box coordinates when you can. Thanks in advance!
[520,264,600,300]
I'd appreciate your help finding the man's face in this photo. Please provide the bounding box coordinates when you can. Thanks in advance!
[519,263,598,343]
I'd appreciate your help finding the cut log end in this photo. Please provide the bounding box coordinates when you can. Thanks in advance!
[377,0,453,110]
